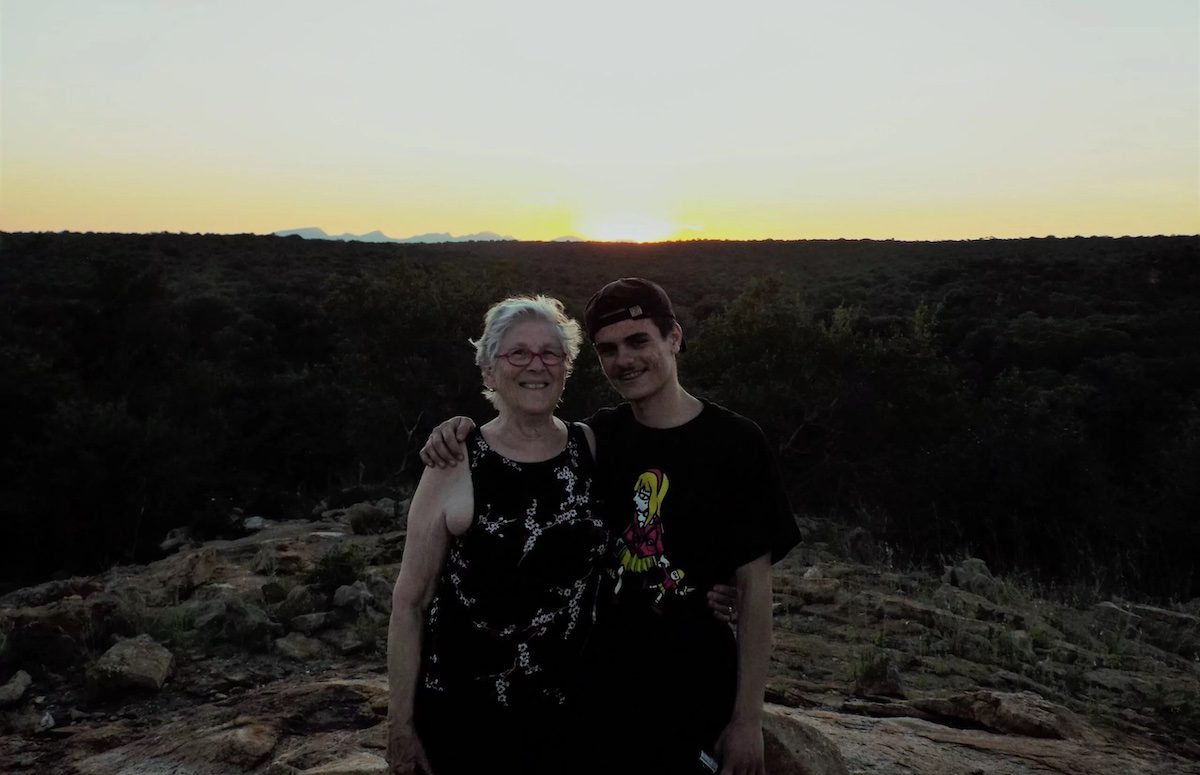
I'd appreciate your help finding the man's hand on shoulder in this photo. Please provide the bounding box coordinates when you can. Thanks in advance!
[419,417,475,468]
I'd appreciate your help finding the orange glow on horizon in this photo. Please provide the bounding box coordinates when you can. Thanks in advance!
[576,214,681,243]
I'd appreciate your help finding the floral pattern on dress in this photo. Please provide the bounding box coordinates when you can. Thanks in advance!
[420,425,607,708]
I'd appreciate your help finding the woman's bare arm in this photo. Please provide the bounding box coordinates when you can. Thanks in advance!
[386,464,470,774]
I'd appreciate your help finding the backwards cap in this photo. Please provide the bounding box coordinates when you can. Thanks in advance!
[584,277,679,342]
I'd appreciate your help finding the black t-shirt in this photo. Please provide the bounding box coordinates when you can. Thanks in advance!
[580,400,800,770]
[588,399,799,605]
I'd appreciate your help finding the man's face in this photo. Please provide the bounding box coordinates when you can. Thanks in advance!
[591,317,681,403]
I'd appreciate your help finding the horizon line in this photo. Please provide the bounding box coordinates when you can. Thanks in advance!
[3,229,1198,244]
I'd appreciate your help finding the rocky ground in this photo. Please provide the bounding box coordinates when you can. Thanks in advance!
[2,501,1198,774]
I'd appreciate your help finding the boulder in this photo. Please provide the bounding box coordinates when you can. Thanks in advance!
[275,633,328,661]
[0,578,94,608]
[88,635,174,696]
[158,526,194,554]
[179,548,221,597]
[4,618,84,671]
[361,573,396,614]
[244,515,274,531]
[290,612,337,635]
[262,581,288,604]
[762,704,851,775]
[333,582,374,613]
[319,628,368,656]
[194,597,283,651]
[0,669,33,707]
[198,721,279,768]
[4,707,57,734]
[942,557,1003,602]
[277,585,323,621]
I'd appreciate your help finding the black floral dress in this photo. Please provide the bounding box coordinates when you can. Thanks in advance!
[415,423,608,773]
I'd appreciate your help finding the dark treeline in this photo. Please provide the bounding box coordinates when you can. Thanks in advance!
[2,232,1197,599]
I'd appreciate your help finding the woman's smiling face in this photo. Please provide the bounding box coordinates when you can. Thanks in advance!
[483,318,569,416]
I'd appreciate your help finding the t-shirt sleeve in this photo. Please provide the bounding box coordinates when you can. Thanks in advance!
[729,418,801,568]
[582,405,622,466]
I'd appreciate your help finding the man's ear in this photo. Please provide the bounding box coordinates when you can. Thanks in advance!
[481,366,495,390]
[670,322,684,354]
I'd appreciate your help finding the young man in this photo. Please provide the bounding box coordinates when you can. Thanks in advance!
[421,278,800,775]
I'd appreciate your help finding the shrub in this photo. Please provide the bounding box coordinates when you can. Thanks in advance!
[146,603,203,646]
[851,648,902,697]
[306,544,368,597]
[348,502,393,535]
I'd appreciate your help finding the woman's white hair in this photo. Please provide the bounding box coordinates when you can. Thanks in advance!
[471,295,583,406]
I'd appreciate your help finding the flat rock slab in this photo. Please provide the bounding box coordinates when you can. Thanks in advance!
[66,678,386,774]
[789,708,1199,775]
[912,690,1099,742]
[73,719,280,774]
[299,752,387,774]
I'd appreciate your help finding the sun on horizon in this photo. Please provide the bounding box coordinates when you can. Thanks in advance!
[576,214,682,243]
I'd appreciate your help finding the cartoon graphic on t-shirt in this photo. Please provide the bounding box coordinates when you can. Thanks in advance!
[653,563,687,606]
[619,469,668,572]
[612,469,695,604]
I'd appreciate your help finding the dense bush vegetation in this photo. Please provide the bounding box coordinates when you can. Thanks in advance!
[1,232,1196,599]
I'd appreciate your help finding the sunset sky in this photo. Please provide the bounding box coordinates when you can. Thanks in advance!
[2,1,1197,242]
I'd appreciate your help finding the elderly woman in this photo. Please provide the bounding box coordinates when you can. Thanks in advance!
[386,296,607,775]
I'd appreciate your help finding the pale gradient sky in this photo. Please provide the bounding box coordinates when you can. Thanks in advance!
[2,0,1197,241]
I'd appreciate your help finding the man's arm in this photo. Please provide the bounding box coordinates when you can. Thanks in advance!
[714,553,771,775]
[418,417,476,468]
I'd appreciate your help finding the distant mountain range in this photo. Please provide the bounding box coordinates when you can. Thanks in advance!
[275,227,582,243]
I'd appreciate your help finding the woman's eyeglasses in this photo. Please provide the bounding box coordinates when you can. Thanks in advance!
[497,348,566,367]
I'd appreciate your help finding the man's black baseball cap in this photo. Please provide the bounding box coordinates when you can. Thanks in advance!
[584,278,683,349]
